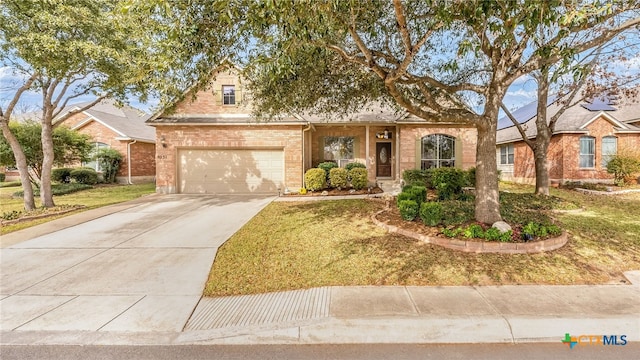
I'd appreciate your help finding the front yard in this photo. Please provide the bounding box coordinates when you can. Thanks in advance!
[205,184,640,296]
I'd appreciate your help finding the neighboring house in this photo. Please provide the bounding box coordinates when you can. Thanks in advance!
[496,93,640,184]
[147,66,477,194]
[8,99,156,184]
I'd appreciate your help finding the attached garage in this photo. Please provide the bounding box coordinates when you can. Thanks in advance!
[178,149,284,194]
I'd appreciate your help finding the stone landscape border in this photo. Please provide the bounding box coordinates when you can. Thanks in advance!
[372,210,568,254]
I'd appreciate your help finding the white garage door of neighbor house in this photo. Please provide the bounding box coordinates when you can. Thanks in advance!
[178,149,284,194]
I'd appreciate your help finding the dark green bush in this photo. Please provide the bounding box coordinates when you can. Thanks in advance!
[398,200,419,221]
[441,200,474,226]
[329,167,348,189]
[431,167,466,200]
[0,173,5,182]
[317,161,338,181]
[397,186,426,207]
[420,202,443,226]
[462,224,485,238]
[13,183,92,197]
[402,169,431,187]
[349,168,368,190]
[52,168,73,183]
[304,168,326,191]
[70,168,98,185]
[465,167,476,187]
[93,148,123,183]
[345,162,366,171]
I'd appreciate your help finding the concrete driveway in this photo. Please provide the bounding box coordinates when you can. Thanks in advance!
[0,194,274,333]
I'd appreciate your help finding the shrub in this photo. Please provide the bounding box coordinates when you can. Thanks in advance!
[93,148,123,183]
[441,200,474,226]
[431,167,466,200]
[304,168,326,191]
[0,173,5,182]
[420,202,443,226]
[463,224,484,238]
[329,167,348,189]
[299,187,307,195]
[465,167,476,187]
[13,183,93,197]
[606,155,640,186]
[345,162,366,171]
[52,167,73,183]
[398,200,419,221]
[402,169,431,187]
[349,168,368,190]
[70,168,98,185]
[317,161,338,182]
[397,186,426,207]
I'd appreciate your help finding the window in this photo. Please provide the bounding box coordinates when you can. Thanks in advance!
[84,142,109,171]
[601,136,617,168]
[500,144,514,165]
[579,136,595,168]
[421,134,456,169]
[222,85,235,105]
[324,136,354,167]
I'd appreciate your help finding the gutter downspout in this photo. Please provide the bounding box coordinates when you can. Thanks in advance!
[127,139,137,185]
[302,122,312,189]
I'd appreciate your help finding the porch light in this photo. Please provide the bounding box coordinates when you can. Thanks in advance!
[384,129,391,139]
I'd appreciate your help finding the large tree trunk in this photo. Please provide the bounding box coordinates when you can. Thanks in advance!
[533,137,551,196]
[475,120,502,224]
[40,118,55,207]
[0,120,36,210]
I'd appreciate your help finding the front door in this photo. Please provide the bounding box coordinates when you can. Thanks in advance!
[376,142,392,177]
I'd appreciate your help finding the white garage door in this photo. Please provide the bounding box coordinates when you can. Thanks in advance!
[178,149,284,194]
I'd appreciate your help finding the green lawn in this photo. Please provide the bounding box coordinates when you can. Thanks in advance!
[1,182,156,234]
[205,185,640,296]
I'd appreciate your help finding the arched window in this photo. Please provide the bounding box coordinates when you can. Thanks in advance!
[421,134,456,169]
[579,136,595,168]
[83,142,109,171]
[601,136,617,168]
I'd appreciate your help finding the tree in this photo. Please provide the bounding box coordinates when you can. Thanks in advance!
[93,148,122,184]
[232,0,640,223]
[0,0,156,209]
[502,22,640,195]
[0,121,93,185]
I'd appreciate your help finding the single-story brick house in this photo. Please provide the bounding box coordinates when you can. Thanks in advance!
[147,67,477,194]
[496,94,640,184]
[5,99,156,183]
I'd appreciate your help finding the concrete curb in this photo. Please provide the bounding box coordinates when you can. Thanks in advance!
[371,209,569,254]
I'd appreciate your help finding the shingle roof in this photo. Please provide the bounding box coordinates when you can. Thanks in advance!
[497,91,640,144]
[16,99,155,142]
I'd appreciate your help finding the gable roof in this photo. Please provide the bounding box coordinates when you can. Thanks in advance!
[497,90,640,144]
[16,99,155,142]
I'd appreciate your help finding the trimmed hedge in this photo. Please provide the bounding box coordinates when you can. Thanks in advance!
[431,167,466,200]
[329,167,348,189]
[349,168,368,190]
[52,168,73,183]
[397,185,426,207]
[420,202,443,226]
[70,168,98,185]
[398,200,419,221]
[304,168,326,191]
[402,169,431,187]
[345,162,366,171]
[317,161,338,181]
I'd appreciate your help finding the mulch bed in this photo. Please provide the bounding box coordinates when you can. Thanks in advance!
[285,186,384,197]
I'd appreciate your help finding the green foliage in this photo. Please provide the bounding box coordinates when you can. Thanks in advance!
[465,167,476,187]
[398,200,419,221]
[606,155,640,186]
[329,167,348,189]
[70,168,98,185]
[402,169,431,188]
[463,224,485,239]
[0,173,5,182]
[304,168,326,191]
[419,202,443,226]
[0,121,92,182]
[93,148,123,183]
[431,167,467,200]
[441,200,475,226]
[317,162,338,181]
[349,168,368,190]
[523,222,562,240]
[443,224,513,242]
[0,181,21,188]
[2,210,22,220]
[345,162,366,171]
[51,168,73,183]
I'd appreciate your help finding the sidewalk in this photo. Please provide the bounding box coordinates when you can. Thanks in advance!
[1,195,638,346]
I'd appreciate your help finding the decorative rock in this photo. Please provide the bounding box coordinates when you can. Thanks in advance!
[321,190,329,196]
[349,189,356,194]
[492,221,512,233]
